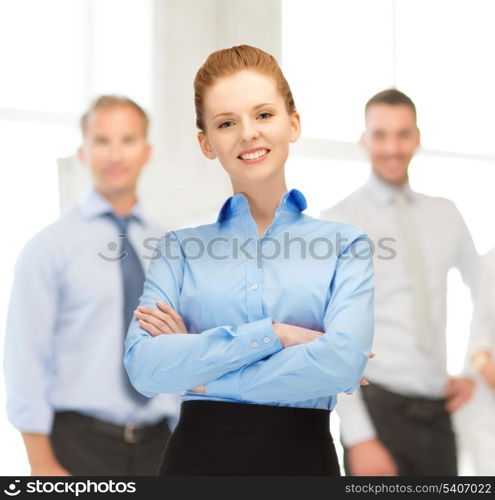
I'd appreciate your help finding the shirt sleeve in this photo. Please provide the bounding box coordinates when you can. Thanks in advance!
[449,203,480,377]
[124,232,283,396]
[451,202,479,291]
[3,236,59,434]
[462,252,494,374]
[204,232,374,403]
[335,390,377,447]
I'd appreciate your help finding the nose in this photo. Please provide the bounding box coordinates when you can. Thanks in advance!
[382,137,401,155]
[108,143,124,162]
[239,119,260,143]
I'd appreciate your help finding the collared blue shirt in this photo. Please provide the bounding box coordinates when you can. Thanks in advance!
[124,189,374,410]
[4,188,180,433]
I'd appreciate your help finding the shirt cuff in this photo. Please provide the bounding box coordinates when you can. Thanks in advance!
[335,391,376,447]
[236,317,282,362]
[206,318,282,400]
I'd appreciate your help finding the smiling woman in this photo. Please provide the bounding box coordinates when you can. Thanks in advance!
[123,45,375,476]
[197,69,300,234]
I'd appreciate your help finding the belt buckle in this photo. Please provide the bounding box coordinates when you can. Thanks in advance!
[124,423,140,444]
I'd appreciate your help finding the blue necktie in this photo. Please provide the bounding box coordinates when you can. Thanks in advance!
[106,212,148,404]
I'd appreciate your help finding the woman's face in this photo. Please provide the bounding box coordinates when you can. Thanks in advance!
[198,70,300,187]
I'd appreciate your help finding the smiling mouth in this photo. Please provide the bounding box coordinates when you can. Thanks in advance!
[238,148,270,163]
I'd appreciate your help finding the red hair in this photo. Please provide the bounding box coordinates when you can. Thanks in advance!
[194,45,296,131]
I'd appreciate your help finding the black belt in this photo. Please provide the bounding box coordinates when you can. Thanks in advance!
[54,411,169,444]
[361,383,448,422]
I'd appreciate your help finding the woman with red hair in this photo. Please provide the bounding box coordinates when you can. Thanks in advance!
[125,45,374,476]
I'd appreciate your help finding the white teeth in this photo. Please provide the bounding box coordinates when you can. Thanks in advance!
[240,149,268,160]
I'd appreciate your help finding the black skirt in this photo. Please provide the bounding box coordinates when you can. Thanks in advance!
[158,400,340,476]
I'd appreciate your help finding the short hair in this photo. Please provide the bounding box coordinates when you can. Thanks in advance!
[194,44,296,131]
[365,88,417,121]
[80,95,150,137]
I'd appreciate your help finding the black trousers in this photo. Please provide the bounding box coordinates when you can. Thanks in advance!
[159,400,340,476]
[51,411,171,476]
[344,384,457,476]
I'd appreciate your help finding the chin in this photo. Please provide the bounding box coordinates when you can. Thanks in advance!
[101,182,135,195]
[230,164,283,184]
[377,170,407,186]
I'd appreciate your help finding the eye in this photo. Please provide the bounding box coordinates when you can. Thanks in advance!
[218,121,234,129]
[258,112,273,119]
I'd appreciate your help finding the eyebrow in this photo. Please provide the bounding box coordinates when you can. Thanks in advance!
[212,102,276,121]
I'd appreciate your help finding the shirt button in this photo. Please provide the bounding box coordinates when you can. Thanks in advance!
[251,341,259,348]
[251,283,258,290]
[263,336,271,344]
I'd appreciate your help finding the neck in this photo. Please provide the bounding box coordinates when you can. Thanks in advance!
[231,172,288,237]
[95,186,137,216]
[373,170,409,188]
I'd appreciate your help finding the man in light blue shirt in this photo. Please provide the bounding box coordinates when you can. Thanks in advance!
[4,95,179,475]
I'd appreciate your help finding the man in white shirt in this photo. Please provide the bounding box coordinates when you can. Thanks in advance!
[320,89,478,476]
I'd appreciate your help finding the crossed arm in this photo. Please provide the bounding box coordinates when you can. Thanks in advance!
[124,233,374,401]
[134,302,373,397]
[134,302,340,394]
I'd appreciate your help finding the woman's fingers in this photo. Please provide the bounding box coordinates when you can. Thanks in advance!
[138,319,167,337]
[156,301,188,333]
[136,304,185,333]
[134,309,173,334]
[345,378,370,395]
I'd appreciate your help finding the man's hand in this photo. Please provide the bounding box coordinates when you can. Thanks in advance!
[480,359,495,390]
[346,438,398,476]
[443,376,475,413]
[134,301,187,336]
[31,462,71,476]
[472,351,495,390]
[21,433,72,477]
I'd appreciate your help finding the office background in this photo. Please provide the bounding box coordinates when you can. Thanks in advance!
[1,0,495,475]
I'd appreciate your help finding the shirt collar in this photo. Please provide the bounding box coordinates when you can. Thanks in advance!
[216,188,308,223]
[364,171,416,205]
[77,187,145,224]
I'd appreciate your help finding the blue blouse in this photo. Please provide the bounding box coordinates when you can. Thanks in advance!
[124,189,374,411]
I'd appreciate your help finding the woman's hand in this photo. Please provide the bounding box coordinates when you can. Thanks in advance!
[134,301,188,336]
[272,322,323,347]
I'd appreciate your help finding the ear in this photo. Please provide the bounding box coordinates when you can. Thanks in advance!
[289,112,301,143]
[197,131,217,160]
[414,127,421,149]
[144,142,152,165]
[77,145,86,165]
